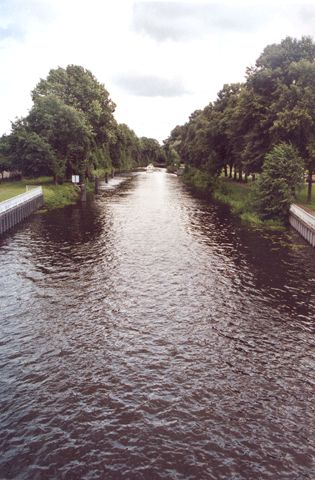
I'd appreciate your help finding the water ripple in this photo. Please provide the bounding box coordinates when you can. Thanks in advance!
[0,171,314,479]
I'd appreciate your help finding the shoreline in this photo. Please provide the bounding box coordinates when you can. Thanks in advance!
[181,170,284,230]
[0,171,141,212]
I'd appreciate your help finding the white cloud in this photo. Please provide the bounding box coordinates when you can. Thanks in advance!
[132,2,274,41]
[0,0,314,142]
[113,72,190,96]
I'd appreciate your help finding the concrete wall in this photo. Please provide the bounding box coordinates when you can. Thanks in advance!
[0,188,44,235]
[289,204,315,248]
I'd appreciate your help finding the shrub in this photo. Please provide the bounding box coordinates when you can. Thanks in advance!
[254,143,304,221]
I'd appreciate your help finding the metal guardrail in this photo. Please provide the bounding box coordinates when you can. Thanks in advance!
[290,204,315,229]
[0,187,43,214]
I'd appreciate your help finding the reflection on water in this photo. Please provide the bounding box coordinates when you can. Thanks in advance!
[0,170,314,480]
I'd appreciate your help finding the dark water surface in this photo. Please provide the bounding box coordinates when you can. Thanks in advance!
[0,170,314,480]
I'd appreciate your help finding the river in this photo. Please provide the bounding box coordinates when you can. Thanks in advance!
[0,170,314,480]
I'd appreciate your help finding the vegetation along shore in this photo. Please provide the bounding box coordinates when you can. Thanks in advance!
[1,36,315,227]
[164,36,315,226]
[0,65,166,210]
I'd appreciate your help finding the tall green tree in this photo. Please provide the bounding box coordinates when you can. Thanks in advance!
[270,59,315,201]
[27,95,93,180]
[0,135,11,179]
[255,143,304,221]
[32,65,116,147]
[140,137,164,166]
[7,128,56,178]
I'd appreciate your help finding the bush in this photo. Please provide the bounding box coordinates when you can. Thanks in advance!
[183,166,215,195]
[254,143,304,221]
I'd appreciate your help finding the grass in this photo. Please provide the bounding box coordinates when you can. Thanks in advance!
[181,169,284,229]
[213,179,252,213]
[214,178,284,229]
[296,184,315,211]
[0,177,79,210]
[182,167,215,196]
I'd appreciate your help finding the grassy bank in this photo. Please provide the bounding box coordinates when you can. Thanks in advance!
[213,179,283,228]
[182,167,215,196]
[182,168,283,229]
[0,177,79,210]
[296,185,315,210]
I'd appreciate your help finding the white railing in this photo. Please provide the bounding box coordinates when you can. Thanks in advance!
[290,204,315,230]
[0,187,43,214]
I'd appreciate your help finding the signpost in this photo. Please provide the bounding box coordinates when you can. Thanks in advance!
[72,175,80,184]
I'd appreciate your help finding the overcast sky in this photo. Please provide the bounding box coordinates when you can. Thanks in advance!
[0,0,314,142]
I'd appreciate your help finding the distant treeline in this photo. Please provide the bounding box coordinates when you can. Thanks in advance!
[164,36,315,202]
[0,65,165,183]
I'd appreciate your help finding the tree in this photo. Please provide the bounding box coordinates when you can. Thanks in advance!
[27,95,93,180]
[254,143,304,221]
[4,64,153,181]
[164,35,315,198]
[0,135,12,179]
[270,59,315,201]
[139,137,164,166]
[110,123,142,170]
[7,128,56,178]
[32,65,116,147]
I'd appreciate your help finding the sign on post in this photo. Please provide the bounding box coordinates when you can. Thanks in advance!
[72,175,80,184]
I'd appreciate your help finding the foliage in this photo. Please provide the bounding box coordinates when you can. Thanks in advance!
[0,176,78,210]
[254,143,304,221]
[41,182,79,210]
[182,166,216,195]
[27,94,93,179]
[32,65,116,147]
[0,135,12,177]
[140,136,165,166]
[3,64,164,183]
[214,179,253,215]
[165,35,315,209]
[7,128,56,177]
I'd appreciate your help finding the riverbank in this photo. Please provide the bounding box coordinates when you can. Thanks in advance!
[0,169,140,211]
[213,179,284,228]
[182,168,315,230]
[182,169,283,229]
[296,185,315,210]
[0,177,79,210]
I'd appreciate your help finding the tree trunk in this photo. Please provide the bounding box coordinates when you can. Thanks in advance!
[95,177,100,194]
[80,183,87,202]
[233,168,237,181]
[238,166,243,182]
[244,173,248,183]
[307,168,313,203]
[252,173,256,182]
[229,164,233,178]
[224,165,228,177]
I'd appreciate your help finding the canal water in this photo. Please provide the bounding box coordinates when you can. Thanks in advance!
[0,170,314,480]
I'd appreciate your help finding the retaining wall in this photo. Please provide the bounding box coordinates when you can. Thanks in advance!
[289,204,315,248]
[0,187,44,235]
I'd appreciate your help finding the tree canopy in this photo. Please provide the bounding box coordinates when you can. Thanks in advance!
[1,65,164,182]
[165,36,315,201]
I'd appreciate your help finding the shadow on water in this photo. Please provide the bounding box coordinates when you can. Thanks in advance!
[179,184,315,329]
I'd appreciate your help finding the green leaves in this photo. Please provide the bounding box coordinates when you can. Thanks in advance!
[167,35,315,207]
[27,94,93,178]
[7,129,56,177]
[254,143,304,221]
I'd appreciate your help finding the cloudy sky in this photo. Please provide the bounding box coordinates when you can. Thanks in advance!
[0,0,314,142]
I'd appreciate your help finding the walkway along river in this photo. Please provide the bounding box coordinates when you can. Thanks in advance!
[0,170,314,479]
